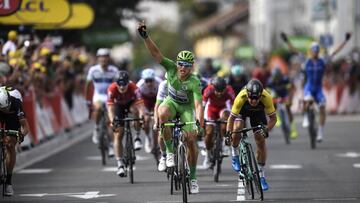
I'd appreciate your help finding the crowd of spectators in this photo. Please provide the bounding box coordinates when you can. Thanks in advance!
[0,30,95,110]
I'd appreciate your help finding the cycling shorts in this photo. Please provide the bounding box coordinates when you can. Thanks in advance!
[303,86,326,106]
[239,109,268,128]
[160,97,197,133]
[92,93,108,104]
[205,105,230,124]
[114,100,137,127]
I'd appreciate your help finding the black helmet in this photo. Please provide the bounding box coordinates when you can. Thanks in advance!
[211,77,227,92]
[246,79,263,99]
[117,71,129,86]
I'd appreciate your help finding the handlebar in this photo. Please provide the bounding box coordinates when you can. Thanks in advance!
[204,119,227,125]
[161,121,197,128]
[230,125,264,135]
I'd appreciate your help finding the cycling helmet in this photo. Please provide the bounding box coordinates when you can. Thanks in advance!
[231,64,244,76]
[177,50,194,63]
[310,42,320,53]
[271,67,282,78]
[117,71,129,86]
[0,87,11,109]
[211,77,227,92]
[246,79,263,99]
[96,48,110,57]
[141,68,155,80]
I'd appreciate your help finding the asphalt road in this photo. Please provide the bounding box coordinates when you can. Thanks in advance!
[3,115,360,203]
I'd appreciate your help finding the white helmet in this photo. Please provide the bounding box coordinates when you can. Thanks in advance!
[0,87,10,109]
[141,68,155,80]
[96,48,110,57]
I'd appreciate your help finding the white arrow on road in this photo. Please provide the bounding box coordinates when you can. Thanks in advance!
[336,152,360,158]
[20,191,116,199]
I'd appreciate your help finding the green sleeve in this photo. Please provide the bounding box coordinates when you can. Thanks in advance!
[160,57,177,78]
[156,99,163,105]
[193,77,202,101]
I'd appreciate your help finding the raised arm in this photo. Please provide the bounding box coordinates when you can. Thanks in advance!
[280,32,300,55]
[329,32,351,58]
[138,21,164,63]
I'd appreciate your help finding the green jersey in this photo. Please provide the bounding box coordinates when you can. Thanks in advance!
[160,57,202,105]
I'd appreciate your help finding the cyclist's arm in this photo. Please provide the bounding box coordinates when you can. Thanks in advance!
[153,100,162,128]
[194,80,204,127]
[329,40,348,58]
[263,90,277,131]
[143,37,164,64]
[107,104,115,124]
[281,32,300,55]
[19,118,29,137]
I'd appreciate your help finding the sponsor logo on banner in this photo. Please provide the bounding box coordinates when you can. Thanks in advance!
[0,0,21,16]
[0,0,70,25]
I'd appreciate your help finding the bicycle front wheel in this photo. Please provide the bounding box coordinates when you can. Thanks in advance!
[179,146,188,203]
[213,132,222,182]
[308,109,317,149]
[126,131,135,184]
[248,145,264,201]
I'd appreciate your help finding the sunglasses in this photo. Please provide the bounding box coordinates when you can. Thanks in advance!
[145,78,154,83]
[177,61,193,68]
[249,96,260,101]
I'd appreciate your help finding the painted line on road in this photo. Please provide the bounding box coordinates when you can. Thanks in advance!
[17,168,53,174]
[102,166,136,172]
[314,197,358,201]
[270,164,302,169]
[236,177,245,201]
[353,163,360,168]
[336,152,360,158]
[86,155,150,161]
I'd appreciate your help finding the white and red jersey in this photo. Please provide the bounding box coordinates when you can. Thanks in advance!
[136,77,162,110]
[203,85,235,121]
[107,81,143,105]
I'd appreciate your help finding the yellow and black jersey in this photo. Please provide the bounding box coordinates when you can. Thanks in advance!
[231,88,276,117]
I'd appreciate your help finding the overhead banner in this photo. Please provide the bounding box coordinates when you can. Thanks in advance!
[35,3,94,29]
[0,0,70,25]
[0,0,21,16]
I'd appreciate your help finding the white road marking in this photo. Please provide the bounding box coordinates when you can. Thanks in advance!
[236,195,245,201]
[314,198,357,201]
[336,152,360,158]
[353,163,360,168]
[17,168,53,174]
[102,166,136,172]
[215,184,231,187]
[237,189,245,195]
[270,164,302,169]
[20,191,116,199]
[86,155,150,161]
[238,182,244,188]
[236,175,245,201]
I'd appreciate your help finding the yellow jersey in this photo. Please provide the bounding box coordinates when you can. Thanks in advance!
[231,88,276,116]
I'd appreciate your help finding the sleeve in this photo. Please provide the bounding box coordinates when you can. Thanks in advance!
[202,86,210,105]
[156,81,168,103]
[134,87,144,104]
[14,99,25,119]
[137,79,145,87]
[262,90,276,115]
[227,86,236,104]
[193,78,203,102]
[160,57,177,77]
[86,67,93,81]
[231,90,246,116]
[107,83,116,105]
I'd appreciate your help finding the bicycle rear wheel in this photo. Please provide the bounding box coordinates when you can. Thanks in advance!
[308,109,317,149]
[179,146,188,203]
[98,116,108,166]
[248,145,264,201]
[213,132,222,182]
[279,109,290,145]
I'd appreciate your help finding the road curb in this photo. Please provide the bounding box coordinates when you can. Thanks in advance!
[14,121,94,172]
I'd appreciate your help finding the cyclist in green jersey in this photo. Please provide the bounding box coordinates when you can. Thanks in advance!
[138,21,204,194]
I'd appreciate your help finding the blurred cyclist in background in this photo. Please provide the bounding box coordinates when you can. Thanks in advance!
[227,64,248,95]
[85,48,119,156]
[136,68,163,153]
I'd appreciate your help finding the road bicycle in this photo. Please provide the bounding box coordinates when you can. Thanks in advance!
[163,118,197,203]
[98,103,111,165]
[114,114,143,184]
[204,119,227,182]
[273,97,291,145]
[306,101,317,149]
[0,127,19,197]
[227,125,265,201]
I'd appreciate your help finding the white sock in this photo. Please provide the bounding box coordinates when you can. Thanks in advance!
[258,164,265,178]
[232,146,239,157]
[318,125,324,133]
[116,158,124,168]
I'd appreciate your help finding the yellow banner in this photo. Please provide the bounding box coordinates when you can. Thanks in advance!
[0,0,71,25]
[35,3,94,29]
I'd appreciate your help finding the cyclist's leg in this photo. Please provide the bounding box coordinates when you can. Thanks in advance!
[204,106,217,161]
[302,88,313,128]
[158,97,176,154]
[231,117,244,172]
[219,109,231,155]
[180,107,198,181]
[315,89,326,141]
[113,104,126,172]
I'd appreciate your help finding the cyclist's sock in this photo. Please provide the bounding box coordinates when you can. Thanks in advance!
[231,146,239,157]
[258,163,265,178]
[164,140,174,154]
[5,174,12,184]
[190,166,196,180]
[160,150,167,158]
[116,158,124,168]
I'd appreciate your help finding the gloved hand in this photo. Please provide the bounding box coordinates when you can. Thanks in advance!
[345,32,352,41]
[198,126,205,137]
[257,125,269,138]
[18,131,24,143]
[280,32,288,42]
[138,21,148,39]
[225,131,232,146]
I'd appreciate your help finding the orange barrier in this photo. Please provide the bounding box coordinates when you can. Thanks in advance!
[22,88,38,145]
